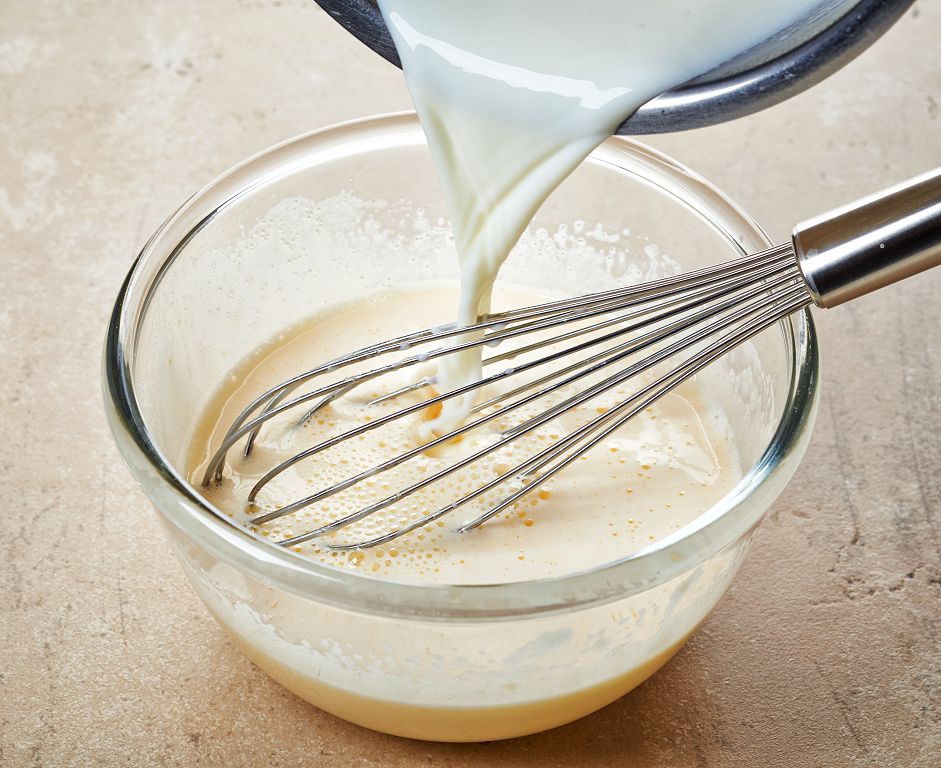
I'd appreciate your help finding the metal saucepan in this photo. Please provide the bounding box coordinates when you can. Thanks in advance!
[312,0,914,134]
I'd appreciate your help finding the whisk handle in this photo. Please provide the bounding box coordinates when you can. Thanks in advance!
[793,167,941,308]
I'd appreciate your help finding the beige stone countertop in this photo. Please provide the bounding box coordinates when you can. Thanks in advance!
[2,2,939,766]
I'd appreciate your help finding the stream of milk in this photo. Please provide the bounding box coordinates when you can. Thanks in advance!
[376,0,821,431]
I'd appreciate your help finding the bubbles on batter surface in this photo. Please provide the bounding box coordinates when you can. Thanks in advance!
[193,286,741,583]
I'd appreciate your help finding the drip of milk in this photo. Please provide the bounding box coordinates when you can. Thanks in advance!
[376,0,820,433]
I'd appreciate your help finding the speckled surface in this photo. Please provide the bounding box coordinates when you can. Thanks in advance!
[1,1,939,766]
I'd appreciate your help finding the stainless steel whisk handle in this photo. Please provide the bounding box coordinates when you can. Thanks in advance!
[793,167,941,308]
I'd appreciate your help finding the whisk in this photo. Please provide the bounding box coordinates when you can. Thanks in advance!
[202,167,941,550]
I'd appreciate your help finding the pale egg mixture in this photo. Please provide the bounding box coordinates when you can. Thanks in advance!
[189,284,740,582]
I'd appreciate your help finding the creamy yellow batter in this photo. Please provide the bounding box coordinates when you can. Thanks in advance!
[187,283,744,739]
[189,282,740,584]
[220,614,698,741]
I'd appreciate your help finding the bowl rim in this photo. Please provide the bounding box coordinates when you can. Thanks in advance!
[103,112,819,621]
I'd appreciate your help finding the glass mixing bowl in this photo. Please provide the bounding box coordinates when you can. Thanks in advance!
[103,113,818,741]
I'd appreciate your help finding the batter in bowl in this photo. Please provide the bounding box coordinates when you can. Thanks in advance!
[189,282,742,583]
[186,280,747,739]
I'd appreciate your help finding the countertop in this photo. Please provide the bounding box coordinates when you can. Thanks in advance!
[1,2,939,766]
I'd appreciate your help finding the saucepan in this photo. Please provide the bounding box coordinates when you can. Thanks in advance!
[313,0,913,133]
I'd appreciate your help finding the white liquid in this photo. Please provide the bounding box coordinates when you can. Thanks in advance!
[377,0,821,431]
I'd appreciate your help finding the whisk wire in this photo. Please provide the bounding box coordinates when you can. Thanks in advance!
[248,268,806,521]
[204,247,795,484]
[198,166,941,552]
[274,272,810,548]
[205,247,795,485]
[319,287,812,551]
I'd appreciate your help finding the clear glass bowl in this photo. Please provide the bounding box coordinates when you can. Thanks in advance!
[103,113,818,742]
